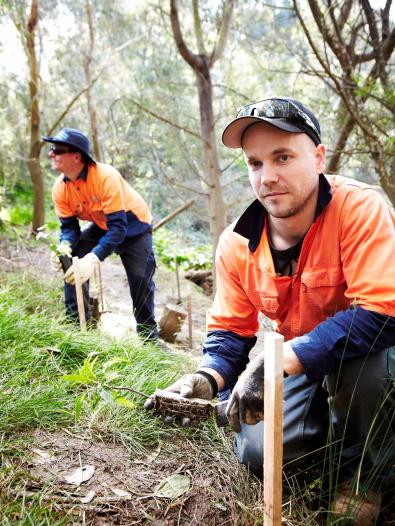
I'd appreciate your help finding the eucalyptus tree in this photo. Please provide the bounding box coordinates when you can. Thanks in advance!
[169,0,234,261]
[1,0,106,232]
[293,0,395,204]
[4,0,44,233]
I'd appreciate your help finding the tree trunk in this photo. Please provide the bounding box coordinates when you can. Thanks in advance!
[158,303,187,343]
[84,0,101,161]
[26,0,44,233]
[169,0,233,286]
[195,61,226,262]
[327,113,354,174]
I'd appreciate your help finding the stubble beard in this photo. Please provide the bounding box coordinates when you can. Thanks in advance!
[261,183,317,219]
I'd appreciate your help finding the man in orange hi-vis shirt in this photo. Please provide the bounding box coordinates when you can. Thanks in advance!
[44,128,158,341]
[160,98,395,524]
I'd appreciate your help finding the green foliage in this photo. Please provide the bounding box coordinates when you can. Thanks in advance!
[0,269,196,445]
[154,227,212,271]
[1,184,59,230]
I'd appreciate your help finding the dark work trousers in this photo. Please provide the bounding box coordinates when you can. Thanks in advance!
[235,348,395,492]
[64,222,158,340]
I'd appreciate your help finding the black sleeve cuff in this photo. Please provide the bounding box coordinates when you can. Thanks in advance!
[195,370,218,398]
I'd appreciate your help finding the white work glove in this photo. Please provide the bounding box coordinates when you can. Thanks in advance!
[64,252,99,285]
[50,241,72,272]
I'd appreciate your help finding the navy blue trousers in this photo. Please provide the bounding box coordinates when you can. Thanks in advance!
[235,348,395,491]
[64,223,158,340]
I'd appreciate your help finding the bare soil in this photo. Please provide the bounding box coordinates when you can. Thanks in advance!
[10,428,247,526]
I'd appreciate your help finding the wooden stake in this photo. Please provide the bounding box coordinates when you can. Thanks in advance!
[263,332,284,526]
[72,256,87,332]
[174,254,181,304]
[96,261,105,313]
[187,294,193,350]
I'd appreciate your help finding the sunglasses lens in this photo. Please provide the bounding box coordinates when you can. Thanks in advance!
[235,98,319,138]
[50,145,71,155]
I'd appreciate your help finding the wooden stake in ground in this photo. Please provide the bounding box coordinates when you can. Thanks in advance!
[72,256,87,332]
[174,254,181,304]
[263,332,284,526]
[96,261,105,313]
[187,293,193,350]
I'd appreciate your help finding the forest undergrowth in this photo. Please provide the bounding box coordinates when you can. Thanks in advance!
[1,237,393,525]
[0,264,267,525]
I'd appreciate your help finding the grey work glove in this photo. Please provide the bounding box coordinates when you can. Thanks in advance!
[143,372,216,424]
[226,353,265,433]
[164,372,215,400]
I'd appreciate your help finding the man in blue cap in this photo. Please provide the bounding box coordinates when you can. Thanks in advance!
[43,127,158,340]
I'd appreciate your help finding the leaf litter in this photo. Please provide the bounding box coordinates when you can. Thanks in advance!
[5,428,253,525]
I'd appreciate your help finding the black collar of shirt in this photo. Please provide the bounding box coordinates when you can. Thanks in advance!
[63,164,88,183]
[233,173,332,253]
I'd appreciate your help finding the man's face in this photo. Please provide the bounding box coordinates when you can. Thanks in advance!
[242,122,326,219]
[48,146,82,177]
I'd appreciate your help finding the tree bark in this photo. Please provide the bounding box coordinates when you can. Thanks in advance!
[26,0,44,233]
[195,60,226,261]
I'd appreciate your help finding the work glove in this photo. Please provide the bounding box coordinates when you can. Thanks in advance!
[144,372,216,416]
[226,352,265,433]
[64,252,99,285]
[50,241,72,272]
[164,372,216,400]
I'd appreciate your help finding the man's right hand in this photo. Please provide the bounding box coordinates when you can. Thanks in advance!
[165,372,215,399]
[51,241,72,272]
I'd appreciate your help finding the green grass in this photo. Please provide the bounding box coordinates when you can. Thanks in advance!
[0,268,224,524]
[0,271,195,443]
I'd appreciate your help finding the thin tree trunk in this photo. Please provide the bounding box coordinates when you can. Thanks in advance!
[327,113,354,174]
[169,0,233,277]
[195,61,226,262]
[84,0,100,161]
[375,151,395,205]
[26,0,44,233]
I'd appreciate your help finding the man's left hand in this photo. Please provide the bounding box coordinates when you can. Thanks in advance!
[226,352,265,433]
[64,253,99,285]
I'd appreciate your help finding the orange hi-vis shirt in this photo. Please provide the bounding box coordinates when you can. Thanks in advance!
[207,174,395,342]
[52,162,152,230]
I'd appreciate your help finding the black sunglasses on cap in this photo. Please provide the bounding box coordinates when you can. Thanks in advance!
[236,98,320,140]
[49,145,76,155]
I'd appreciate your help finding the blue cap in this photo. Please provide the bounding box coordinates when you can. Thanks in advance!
[42,128,96,163]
